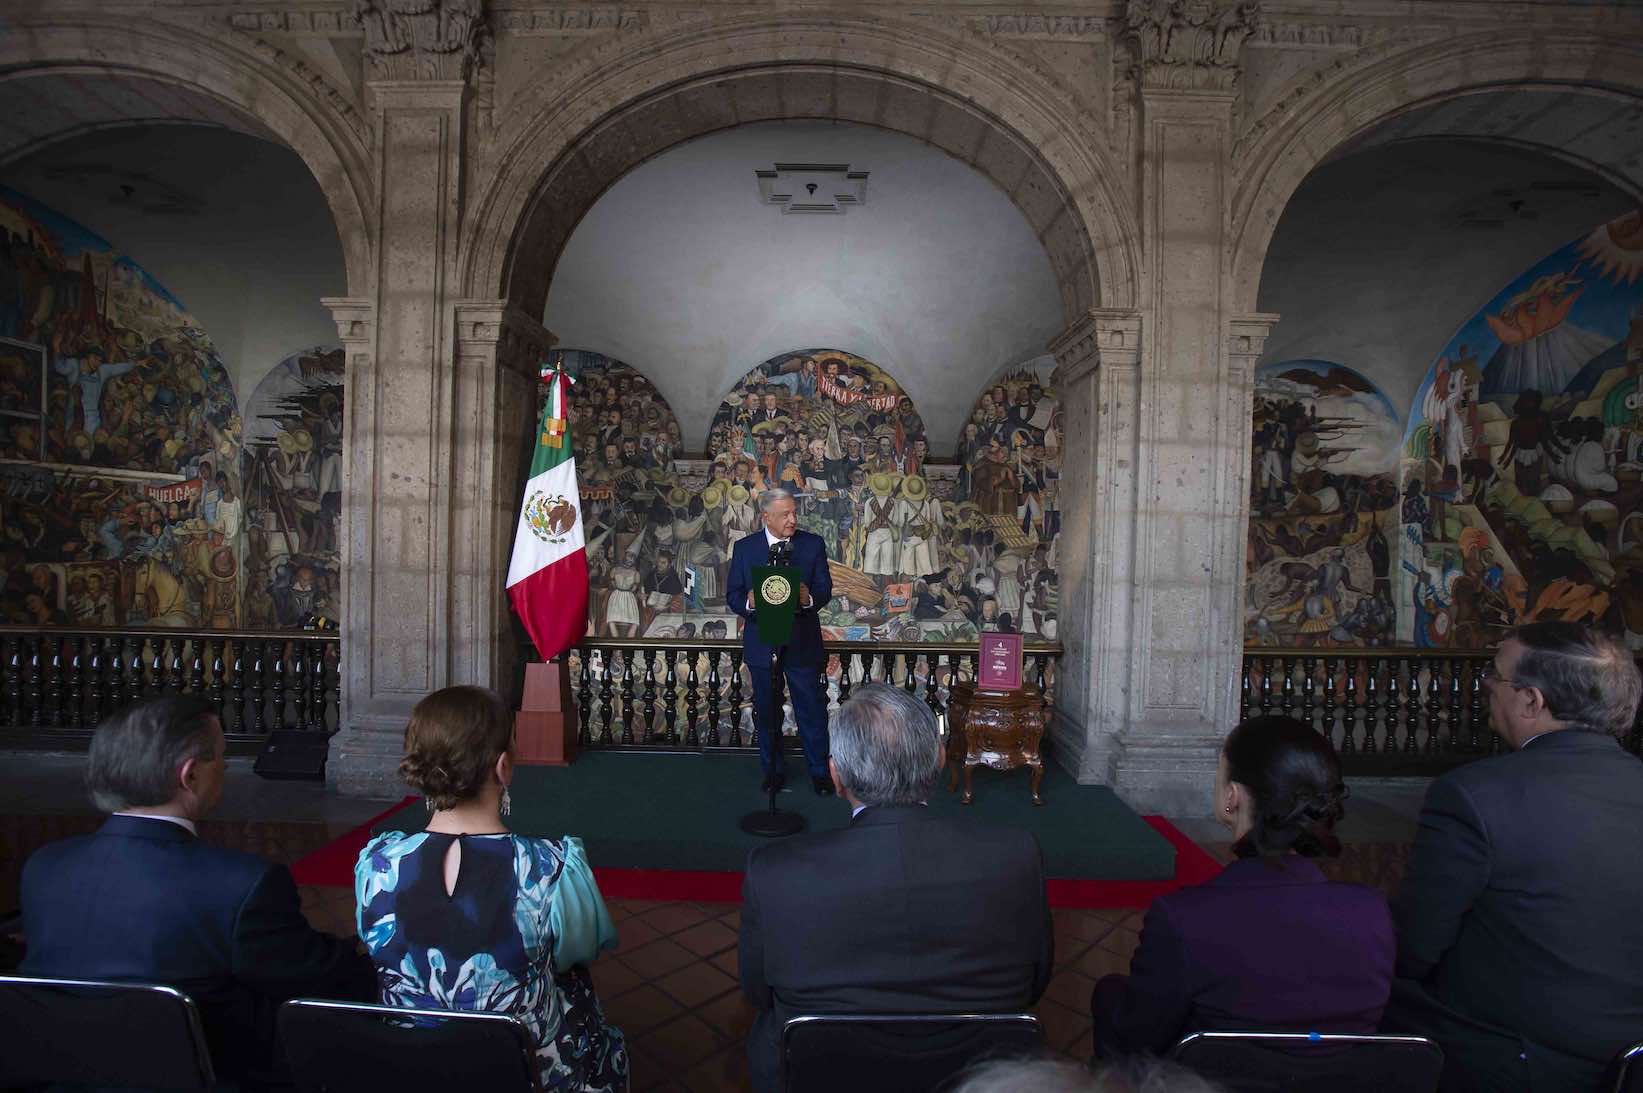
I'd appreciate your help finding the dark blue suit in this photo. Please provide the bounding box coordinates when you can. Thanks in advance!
[1094,856,1394,1057]
[726,527,833,776]
[21,814,375,1083]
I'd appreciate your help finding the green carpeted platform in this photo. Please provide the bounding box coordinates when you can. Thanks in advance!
[374,751,1176,880]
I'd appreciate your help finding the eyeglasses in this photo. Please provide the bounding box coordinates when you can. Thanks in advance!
[1481,662,1528,689]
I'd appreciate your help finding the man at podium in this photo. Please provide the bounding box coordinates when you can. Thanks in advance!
[727,487,834,796]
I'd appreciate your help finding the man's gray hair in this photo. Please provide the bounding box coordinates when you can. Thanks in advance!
[86,694,220,812]
[952,1057,1227,1093]
[1511,622,1643,737]
[830,683,942,806]
[759,487,796,513]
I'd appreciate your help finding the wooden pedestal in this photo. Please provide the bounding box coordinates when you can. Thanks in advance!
[945,682,1045,805]
[515,661,576,766]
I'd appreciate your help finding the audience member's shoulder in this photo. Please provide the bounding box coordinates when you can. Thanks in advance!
[357,828,421,869]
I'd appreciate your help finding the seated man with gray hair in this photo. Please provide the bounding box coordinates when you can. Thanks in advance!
[21,695,374,1086]
[1386,622,1643,1091]
[738,683,1053,1091]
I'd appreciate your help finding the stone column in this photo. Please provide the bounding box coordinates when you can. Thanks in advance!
[325,3,493,796]
[1046,1,1271,816]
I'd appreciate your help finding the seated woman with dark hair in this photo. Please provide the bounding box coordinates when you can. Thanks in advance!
[355,686,628,1092]
[1092,714,1393,1057]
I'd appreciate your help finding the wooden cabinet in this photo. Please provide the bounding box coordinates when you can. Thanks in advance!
[945,682,1045,805]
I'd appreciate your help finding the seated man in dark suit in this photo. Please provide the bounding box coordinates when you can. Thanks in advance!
[1386,622,1643,1092]
[21,694,374,1086]
[738,683,1053,1092]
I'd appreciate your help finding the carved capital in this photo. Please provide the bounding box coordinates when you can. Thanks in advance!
[452,300,557,379]
[1122,0,1259,92]
[1050,308,1143,387]
[355,0,488,81]
[321,296,376,346]
[1226,312,1280,379]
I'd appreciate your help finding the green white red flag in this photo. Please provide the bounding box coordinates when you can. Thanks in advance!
[507,364,588,661]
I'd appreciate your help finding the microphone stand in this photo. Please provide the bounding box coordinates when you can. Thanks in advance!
[741,539,806,838]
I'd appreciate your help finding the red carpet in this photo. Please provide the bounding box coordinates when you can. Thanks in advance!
[291,803,1221,908]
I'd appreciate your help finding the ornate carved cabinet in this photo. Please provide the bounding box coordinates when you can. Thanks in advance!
[945,682,1045,805]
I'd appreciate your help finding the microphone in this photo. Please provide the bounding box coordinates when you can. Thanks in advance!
[769,539,792,566]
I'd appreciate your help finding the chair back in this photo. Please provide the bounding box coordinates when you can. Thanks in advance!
[0,972,216,1090]
[1612,1039,1643,1093]
[781,1012,1042,1093]
[278,997,541,1093]
[1171,1030,1444,1093]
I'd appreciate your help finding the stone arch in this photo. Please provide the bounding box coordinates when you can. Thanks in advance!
[462,13,1142,323]
[0,14,375,296]
[1230,30,1643,314]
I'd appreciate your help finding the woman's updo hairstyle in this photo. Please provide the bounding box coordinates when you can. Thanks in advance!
[1223,714,1347,859]
[399,685,513,810]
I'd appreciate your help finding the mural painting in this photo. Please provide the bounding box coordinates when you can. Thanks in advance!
[567,349,1063,644]
[240,346,344,628]
[1399,208,1643,648]
[1245,360,1401,647]
[0,186,245,628]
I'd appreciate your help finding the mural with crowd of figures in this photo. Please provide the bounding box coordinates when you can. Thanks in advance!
[566,348,1063,643]
[0,185,246,628]
[1399,207,1643,649]
[240,346,344,628]
[1245,360,1401,647]
[0,186,346,631]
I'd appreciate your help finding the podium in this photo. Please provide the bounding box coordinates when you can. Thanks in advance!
[515,661,576,766]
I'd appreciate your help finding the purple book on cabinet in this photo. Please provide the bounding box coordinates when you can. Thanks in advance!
[979,633,1023,690]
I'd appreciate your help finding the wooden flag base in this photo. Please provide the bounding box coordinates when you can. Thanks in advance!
[515,660,577,766]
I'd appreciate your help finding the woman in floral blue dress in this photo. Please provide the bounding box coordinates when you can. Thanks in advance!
[356,685,628,1092]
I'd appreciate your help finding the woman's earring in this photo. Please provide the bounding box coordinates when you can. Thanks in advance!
[1224,803,1233,814]
[424,797,434,813]
[500,786,512,818]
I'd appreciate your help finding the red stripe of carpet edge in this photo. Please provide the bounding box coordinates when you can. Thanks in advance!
[292,809,1224,910]
[289,796,418,886]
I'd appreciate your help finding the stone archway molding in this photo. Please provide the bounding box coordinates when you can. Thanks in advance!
[0,13,376,296]
[1229,30,1643,314]
[461,12,1143,323]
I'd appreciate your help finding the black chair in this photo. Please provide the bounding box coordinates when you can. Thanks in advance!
[1170,1030,1444,1093]
[1612,1039,1643,1093]
[781,1012,1042,1093]
[0,972,217,1090]
[277,998,540,1093]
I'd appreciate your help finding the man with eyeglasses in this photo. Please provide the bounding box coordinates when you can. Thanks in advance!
[1385,622,1643,1092]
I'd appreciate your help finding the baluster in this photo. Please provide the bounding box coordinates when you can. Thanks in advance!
[1321,658,1338,750]
[641,651,657,744]
[728,652,745,747]
[65,637,85,729]
[1035,653,1051,711]
[1404,656,1422,753]
[291,641,310,730]
[251,641,268,733]
[1300,655,1317,732]
[1467,659,1484,750]
[105,639,125,720]
[309,643,328,733]
[143,640,162,700]
[86,637,104,727]
[209,642,226,724]
[188,639,204,696]
[838,652,855,704]
[576,650,593,746]
[616,653,634,743]
[967,653,980,689]
[706,650,723,746]
[1363,661,1380,753]
[1425,658,1444,753]
[598,652,616,745]
[1384,657,1402,752]
[232,643,248,735]
[122,638,142,710]
[925,654,944,721]
[1279,655,1295,714]
[663,650,680,743]
[1258,655,1273,714]
[685,651,701,746]
[26,638,43,727]
[5,637,21,727]
[1240,656,1252,722]
[270,641,287,729]
[1447,658,1464,752]
[1340,663,1358,753]
[46,637,64,728]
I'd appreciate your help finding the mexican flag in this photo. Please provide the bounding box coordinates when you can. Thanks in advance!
[506,365,588,661]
